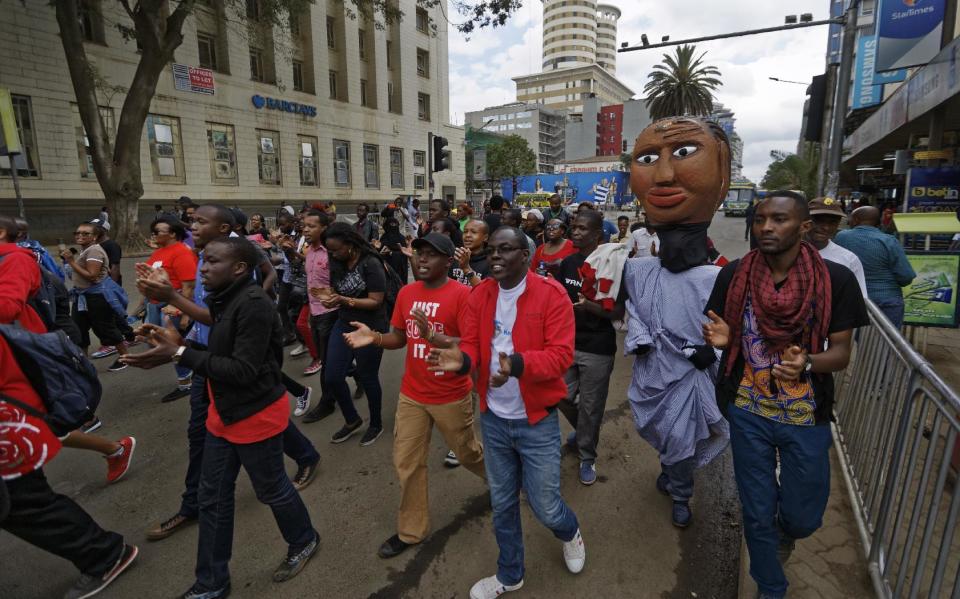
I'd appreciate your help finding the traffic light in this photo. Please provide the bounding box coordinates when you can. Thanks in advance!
[432,135,450,172]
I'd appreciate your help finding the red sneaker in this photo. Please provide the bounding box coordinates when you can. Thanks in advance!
[303,360,322,376]
[106,436,136,483]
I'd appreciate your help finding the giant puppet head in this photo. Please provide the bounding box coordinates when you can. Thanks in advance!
[628,117,732,272]
[629,116,732,227]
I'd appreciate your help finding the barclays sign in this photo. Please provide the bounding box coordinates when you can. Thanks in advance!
[251,95,317,117]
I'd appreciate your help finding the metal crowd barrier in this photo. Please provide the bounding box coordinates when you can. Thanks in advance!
[833,300,960,599]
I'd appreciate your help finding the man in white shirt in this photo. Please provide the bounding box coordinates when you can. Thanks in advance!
[806,197,868,296]
[630,223,660,258]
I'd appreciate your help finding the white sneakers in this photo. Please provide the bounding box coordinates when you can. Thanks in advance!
[469,575,523,599]
[470,528,585,598]
[562,528,586,573]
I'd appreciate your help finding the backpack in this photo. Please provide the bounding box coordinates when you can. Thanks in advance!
[0,324,102,437]
[382,260,404,322]
[0,254,58,331]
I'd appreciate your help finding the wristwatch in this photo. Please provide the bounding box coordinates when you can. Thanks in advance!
[172,345,187,364]
[464,270,476,279]
[803,353,814,373]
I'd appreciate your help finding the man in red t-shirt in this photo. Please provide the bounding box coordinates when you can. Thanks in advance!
[0,214,138,598]
[143,216,198,403]
[343,232,484,559]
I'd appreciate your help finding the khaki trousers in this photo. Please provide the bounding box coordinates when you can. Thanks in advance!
[394,392,485,543]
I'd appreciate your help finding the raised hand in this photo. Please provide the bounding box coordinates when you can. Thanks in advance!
[343,321,376,349]
[454,247,471,270]
[772,345,806,383]
[137,267,175,302]
[411,308,432,340]
[702,310,730,349]
[122,322,184,369]
[490,352,512,388]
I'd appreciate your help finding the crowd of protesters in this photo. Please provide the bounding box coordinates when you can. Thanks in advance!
[1,153,893,599]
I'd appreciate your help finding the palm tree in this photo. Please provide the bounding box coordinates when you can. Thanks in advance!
[643,45,722,120]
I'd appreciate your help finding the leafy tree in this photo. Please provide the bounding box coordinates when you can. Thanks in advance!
[643,44,722,120]
[51,0,522,247]
[486,135,537,197]
[619,152,633,172]
[761,149,819,200]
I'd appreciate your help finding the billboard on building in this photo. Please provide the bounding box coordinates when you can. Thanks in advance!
[853,33,908,109]
[501,172,630,206]
[904,166,960,212]
[875,0,946,72]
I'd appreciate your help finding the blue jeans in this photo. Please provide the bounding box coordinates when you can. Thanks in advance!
[179,375,320,519]
[194,431,316,590]
[661,456,696,502]
[145,301,192,381]
[324,319,383,428]
[873,298,905,329]
[481,409,579,586]
[728,407,832,598]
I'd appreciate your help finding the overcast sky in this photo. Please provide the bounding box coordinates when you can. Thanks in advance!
[446,0,831,183]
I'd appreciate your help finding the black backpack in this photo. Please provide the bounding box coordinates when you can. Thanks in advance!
[382,260,404,322]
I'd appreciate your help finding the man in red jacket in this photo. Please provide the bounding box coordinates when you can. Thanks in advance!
[0,215,138,599]
[428,226,583,599]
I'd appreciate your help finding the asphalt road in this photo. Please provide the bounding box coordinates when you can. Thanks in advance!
[0,211,750,599]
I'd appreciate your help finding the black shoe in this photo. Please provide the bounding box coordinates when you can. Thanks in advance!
[331,420,363,443]
[273,532,320,582]
[107,359,127,372]
[81,416,103,434]
[161,387,191,403]
[378,534,413,559]
[292,458,320,491]
[359,426,384,447]
[282,335,297,347]
[64,544,139,599]
[181,582,231,599]
[302,402,336,424]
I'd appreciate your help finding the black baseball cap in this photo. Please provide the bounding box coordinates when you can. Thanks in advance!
[412,232,455,257]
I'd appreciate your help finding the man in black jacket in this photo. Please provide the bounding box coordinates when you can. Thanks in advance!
[124,237,319,598]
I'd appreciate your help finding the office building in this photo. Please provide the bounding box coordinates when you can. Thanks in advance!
[465,102,566,173]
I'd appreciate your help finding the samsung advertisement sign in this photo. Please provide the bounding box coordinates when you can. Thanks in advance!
[251,95,317,117]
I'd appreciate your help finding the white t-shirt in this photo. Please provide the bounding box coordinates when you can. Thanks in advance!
[486,278,528,420]
[820,240,868,297]
[631,228,660,257]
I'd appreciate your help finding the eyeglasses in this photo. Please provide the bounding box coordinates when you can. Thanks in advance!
[489,244,524,256]
[545,224,562,230]
[73,231,93,236]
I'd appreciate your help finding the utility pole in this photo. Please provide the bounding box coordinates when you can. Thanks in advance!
[824,3,859,199]
[427,132,434,202]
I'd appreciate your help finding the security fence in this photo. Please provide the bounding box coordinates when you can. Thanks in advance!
[833,300,960,598]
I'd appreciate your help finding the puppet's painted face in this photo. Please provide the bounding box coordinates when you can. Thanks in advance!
[629,118,731,226]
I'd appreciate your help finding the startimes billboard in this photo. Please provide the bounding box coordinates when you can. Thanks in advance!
[876,0,946,72]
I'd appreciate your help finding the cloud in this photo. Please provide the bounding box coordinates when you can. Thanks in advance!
[447,0,828,182]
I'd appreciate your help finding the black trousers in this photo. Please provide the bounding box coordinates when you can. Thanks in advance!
[1,469,123,576]
[72,293,129,348]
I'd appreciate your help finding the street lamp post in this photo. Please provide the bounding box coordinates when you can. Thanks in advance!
[824,2,859,200]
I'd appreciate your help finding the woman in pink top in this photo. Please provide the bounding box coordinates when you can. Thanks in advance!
[531,218,576,277]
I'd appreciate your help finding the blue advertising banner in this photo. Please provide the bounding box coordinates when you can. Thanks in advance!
[853,34,884,108]
[876,0,946,72]
[904,166,960,212]
[501,172,631,206]
[827,0,845,65]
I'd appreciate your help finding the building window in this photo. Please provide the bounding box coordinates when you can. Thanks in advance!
[386,40,393,69]
[146,114,184,183]
[413,150,425,168]
[389,147,403,188]
[292,60,304,92]
[298,135,318,186]
[256,129,281,185]
[418,93,430,121]
[78,0,106,44]
[328,70,338,100]
[74,104,115,179]
[363,144,379,188]
[289,13,301,36]
[416,7,428,33]
[416,48,429,78]
[333,139,350,187]
[387,82,399,113]
[249,47,264,81]
[414,173,425,190]
[245,0,260,20]
[358,29,367,60]
[197,33,219,71]
[360,79,368,107]
[326,17,335,49]
[206,122,237,185]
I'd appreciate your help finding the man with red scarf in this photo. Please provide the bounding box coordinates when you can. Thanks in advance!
[702,191,868,599]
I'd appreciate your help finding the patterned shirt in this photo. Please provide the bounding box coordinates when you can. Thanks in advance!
[734,296,816,426]
[834,225,916,304]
